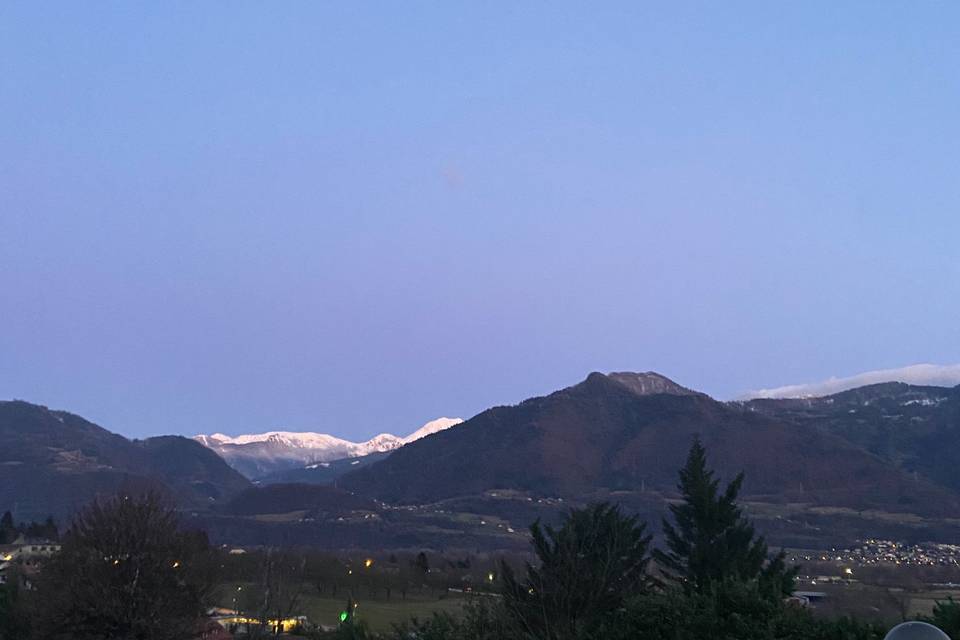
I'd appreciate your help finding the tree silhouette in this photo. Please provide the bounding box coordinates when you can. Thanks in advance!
[501,502,652,640]
[0,512,13,544]
[37,492,217,640]
[414,551,430,575]
[653,438,796,598]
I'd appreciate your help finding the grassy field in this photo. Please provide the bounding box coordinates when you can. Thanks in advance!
[808,582,960,624]
[219,582,470,633]
[298,592,468,632]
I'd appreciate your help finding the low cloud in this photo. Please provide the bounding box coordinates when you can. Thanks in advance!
[742,363,960,399]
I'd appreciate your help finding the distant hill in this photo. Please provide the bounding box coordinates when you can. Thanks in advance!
[9,372,960,550]
[0,400,251,522]
[256,451,391,486]
[741,382,960,494]
[221,483,377,517]
[339,372,960,518]
[194,417,462,479]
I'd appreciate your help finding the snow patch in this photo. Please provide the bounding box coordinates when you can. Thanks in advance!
[193,417,464,467]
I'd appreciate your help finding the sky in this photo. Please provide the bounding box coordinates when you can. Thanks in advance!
[2,3,959,440]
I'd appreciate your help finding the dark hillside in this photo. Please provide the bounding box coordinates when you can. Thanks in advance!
[0,400,250,522]
[340,373,960,518]
[742,382,960,493]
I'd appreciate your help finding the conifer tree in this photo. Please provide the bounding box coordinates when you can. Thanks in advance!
[653,438,796,598]
[502,502,652,640]
[0,512,13,544]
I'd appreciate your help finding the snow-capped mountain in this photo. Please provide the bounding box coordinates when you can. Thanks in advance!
[401,417,462,443]
[194,417,462,479]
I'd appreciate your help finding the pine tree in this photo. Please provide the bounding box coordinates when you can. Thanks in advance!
[653,438,796,597]
[0,512,13,544]
[502,502,652,640]
[414,551,430,574]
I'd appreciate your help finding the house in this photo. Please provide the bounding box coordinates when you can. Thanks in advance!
[0,535,61,589]
[208,609,308,635]
[0,534,61,562]
[789,591,828,608]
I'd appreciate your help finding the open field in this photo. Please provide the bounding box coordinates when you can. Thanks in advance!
[298,593,469,632]
[217,581,473,633]
[806,582,960,625]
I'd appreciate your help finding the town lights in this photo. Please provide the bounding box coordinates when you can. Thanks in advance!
[364,558,373,568]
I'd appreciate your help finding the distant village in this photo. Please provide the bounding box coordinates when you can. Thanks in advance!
[793,540,960,568]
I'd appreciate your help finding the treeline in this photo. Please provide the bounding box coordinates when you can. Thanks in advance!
[220,546,511,602]
[2,440,959,639]
[0,511,58,544]
[318,440,959,640]
[324,441,862,640]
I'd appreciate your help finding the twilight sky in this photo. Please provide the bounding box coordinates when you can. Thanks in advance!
[2,3,959,440]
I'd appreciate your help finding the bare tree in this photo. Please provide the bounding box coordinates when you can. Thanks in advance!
[239,549,307,637]
[37,492,218,640]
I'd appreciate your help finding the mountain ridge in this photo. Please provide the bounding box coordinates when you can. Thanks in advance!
[0,400,251,522]
[339,371,960,518]
[7,370,960,549]
[193,417,463,479]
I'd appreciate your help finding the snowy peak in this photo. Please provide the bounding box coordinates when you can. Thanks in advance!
[357,433,404,455]
[193,417,463,479]
[200,431,355,450]
[401,417,463,444]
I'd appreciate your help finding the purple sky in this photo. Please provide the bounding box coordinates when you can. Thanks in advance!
[2,3,959,439]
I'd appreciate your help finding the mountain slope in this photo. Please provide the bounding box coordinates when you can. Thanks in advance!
[256,451,391,486]
[741,382,960,493]
[195,417,463,479]
[339,373,960,518]
[0,400,251,522]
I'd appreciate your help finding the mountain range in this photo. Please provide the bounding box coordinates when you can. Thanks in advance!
[5,370,960,549]
[193,417,462,479]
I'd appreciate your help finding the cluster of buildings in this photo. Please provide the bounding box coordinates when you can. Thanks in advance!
[793,540,960,567]
[844,540,960,566]
[0,534,61,587]
[205,608,309,636]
